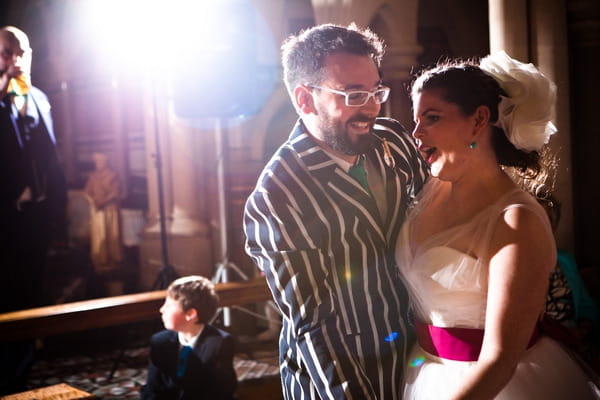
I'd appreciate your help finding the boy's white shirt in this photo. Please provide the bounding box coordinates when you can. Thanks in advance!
[178,324,204,348]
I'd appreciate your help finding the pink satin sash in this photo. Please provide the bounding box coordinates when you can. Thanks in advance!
[415,320,540,361]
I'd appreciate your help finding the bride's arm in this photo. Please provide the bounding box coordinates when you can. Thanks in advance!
[448,206,556,400]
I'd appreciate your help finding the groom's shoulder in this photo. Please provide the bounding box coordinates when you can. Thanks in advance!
[374,117,410,138]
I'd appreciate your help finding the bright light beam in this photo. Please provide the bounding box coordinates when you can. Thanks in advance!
[75,0,278,119]
[75,0,227,75]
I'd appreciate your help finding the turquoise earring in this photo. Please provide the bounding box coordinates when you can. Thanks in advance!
[469,141,477,149]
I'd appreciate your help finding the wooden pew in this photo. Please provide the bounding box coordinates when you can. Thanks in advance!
[0,276,271,343]
[0,276,280,399]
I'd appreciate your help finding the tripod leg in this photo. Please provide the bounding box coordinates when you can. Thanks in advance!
[256,301,281,341]
[107,346,126,382]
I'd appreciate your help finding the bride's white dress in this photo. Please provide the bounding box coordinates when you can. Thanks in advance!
[396,178,598,399]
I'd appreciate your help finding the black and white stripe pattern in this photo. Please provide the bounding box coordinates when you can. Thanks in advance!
[244,117,427,399]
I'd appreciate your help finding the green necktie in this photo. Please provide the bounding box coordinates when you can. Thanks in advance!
[348,157,371,193]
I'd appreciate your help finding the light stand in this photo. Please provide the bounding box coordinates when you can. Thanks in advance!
[110,81,178,382]
[150,80,178,290]
[211,118,248,327]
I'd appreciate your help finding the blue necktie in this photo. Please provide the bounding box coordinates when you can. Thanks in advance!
[348,157,371,193]
[176,345,193,377]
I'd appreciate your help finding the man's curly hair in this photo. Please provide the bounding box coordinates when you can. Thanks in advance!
[281,23,385,101]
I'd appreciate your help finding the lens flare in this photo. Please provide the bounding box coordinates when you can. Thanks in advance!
[384,331,399,342]
[409,356,425,367]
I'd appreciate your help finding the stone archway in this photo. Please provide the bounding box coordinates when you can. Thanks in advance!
[249,85,297,163]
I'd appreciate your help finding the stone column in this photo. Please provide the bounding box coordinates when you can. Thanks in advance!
[488,0,574,251]
[139,78,174,289]
[376,0,422,126]
[40,9,77,185]
[310,0,422,125]
[488,0,529,59]
[138,80,215,290]
[165,110,214,278]
[311,0,385,26]
[530,0,573,252]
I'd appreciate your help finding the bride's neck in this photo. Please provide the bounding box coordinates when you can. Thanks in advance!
[436,168,514,221]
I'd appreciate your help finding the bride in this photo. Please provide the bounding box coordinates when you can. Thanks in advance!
[396,51,598,399]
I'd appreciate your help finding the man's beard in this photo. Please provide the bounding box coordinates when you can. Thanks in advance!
[318,113,377,155]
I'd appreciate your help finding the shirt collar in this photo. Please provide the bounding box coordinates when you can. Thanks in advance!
[321,148,363,173]
[178,325,204,348]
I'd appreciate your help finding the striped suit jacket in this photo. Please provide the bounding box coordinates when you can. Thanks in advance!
[244,117,427,399]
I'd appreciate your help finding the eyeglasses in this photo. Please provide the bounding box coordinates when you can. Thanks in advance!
[308,85,390,107]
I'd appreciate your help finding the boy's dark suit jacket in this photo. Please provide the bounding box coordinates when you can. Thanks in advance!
[141,325,237,400]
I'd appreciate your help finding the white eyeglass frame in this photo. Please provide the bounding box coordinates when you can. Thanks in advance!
[307,84,390,107]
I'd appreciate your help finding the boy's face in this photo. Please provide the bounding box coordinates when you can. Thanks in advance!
[160,295,195,331]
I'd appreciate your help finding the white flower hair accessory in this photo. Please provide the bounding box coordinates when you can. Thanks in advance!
[480,51,557,152]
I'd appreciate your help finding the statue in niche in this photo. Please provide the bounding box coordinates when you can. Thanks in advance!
[84,152,123,274]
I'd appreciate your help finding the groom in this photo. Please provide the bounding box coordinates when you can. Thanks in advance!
[243,23,427,399]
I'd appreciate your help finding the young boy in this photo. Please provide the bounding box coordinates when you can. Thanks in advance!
[141,275,237,399]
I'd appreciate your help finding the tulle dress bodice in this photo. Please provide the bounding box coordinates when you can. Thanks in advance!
[395,178,597,400]
[399,245,487,329]
[396,178,552,328]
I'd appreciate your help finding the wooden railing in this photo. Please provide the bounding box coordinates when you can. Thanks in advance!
[0,277,271,343]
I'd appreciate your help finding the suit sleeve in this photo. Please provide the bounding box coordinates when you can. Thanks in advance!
[140,360,160,400]
[244,183,376,399]
[140,344,174,400]
[202,332,238,400]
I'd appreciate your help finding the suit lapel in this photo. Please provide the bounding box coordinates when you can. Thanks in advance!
[290,120,386,244]
[3,95,23,149]
[28,88,56,144]
[369,141,403,241]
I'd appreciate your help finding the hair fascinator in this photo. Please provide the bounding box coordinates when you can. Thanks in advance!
[480,51,557,152]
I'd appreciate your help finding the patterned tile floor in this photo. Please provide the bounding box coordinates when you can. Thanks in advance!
[27,346,280,399]
[22,325,280,399]
[8,260,282,399]
[28,346,148,399]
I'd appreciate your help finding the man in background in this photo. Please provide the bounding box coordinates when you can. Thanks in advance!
[0,25,67,394]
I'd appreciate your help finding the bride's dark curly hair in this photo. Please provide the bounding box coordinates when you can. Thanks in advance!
[409,58,556,202]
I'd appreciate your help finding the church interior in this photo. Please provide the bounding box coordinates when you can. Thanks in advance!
[0,0,599,398]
